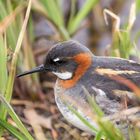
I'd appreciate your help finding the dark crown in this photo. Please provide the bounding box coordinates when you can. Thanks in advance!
[46,40,92,61]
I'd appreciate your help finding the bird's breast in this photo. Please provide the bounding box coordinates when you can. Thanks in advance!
[54,80,98,134]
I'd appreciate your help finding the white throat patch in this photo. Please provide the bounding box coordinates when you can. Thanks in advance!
[52,71,72,80]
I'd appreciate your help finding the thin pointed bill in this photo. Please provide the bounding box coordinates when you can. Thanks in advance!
[17,64,47,77]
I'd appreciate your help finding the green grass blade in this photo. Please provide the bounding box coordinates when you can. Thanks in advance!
[32,0,70,40]
[0,94,34,140]
[136,0,140,12]
[0,34,7,135]
[0,35,7,95]
[129,127,140,140]
[0,34,8,122]
[39,0,69,40]
[0,119,27,140]
[40,0,64,26]
[82,87,104,117]
[6,0,18,44]
[0,0,32,133]
[0,1,26,50]
[0,1,16,50]
[5,0,32,102]
[68,0,98,35]
[67,104,98,133]
[0,1,7,20]
[97,119,124,140]
[94,130,103,140]
[68,0,76,24]
[59,26,70,40]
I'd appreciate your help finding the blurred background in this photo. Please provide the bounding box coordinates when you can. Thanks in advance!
[0,0,140,139]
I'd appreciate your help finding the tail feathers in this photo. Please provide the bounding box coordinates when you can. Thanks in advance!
[106,107,140,138]
[107,107,140,127]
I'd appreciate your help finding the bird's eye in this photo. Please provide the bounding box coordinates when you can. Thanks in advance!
[55,60,66,65]
[52,58,66,65]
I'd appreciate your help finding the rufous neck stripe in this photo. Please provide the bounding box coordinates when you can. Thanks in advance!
[59,53,92,89]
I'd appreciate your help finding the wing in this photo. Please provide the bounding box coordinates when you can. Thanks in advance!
[93,56,140,86]
[82,56,140,105]
[93,56,140,73]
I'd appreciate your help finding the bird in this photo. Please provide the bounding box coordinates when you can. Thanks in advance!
[17,40,140,137]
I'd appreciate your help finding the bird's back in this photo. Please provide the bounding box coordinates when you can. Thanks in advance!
[88,56,140,86]
[79,56,140,111]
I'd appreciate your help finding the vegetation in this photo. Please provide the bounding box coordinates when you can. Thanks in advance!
[0,0,139,140]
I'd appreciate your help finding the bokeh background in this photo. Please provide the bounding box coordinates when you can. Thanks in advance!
[0,0,140,140]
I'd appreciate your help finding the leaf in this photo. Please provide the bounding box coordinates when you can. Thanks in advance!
[136,0,140,12]
[33,0,69,40]
[82,86,104,117]
[94,130,104,140]
[0,95,34,140]
[24,108,58,140]
[24,109,51,140]
[67,104,98,133]
[0,4,24,34]
[0,119,27,140]
[68,0,98,35]
[0,35,7,94]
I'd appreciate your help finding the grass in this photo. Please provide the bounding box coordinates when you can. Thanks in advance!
[0,119,27,140]
[61,2,140,140]
[104,2,137,59]
[67,0,98,35]
[65,87,140,140]
[0,94,33,140]
[0,0,34,139]
[0,0,140,139]
[32,0,99,40]
[68,87,123,139]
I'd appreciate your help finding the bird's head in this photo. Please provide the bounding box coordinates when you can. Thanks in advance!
[17,40,93,88]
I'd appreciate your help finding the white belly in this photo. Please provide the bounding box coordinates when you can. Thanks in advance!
[55,96,98,134]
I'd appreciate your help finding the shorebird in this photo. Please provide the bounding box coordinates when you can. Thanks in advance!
[17,40,140,137]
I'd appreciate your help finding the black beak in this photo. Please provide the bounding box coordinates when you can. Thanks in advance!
[17,64,47,77]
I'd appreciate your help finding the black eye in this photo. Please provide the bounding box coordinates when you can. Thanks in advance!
[51,58,67,65]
